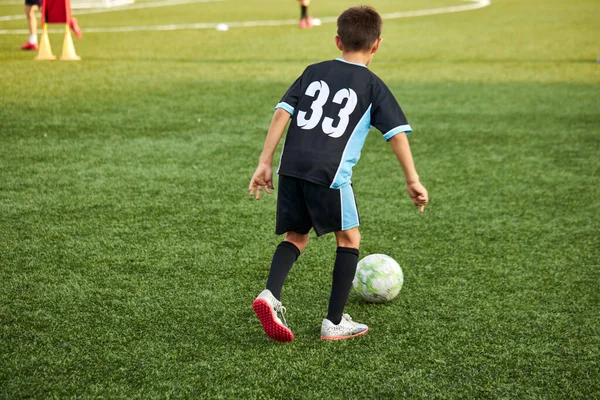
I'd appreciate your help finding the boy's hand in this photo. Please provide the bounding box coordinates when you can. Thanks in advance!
[248,163,274,200]
[406,181,428,212]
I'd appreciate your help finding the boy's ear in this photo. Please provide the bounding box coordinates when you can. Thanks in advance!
[335,35,344,51]
[371,38,382,54]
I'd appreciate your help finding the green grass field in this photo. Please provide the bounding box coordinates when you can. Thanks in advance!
[1,0,599,397]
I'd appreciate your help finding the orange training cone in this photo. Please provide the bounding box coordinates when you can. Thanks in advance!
[35,25,57,60]
[60,24,80,61]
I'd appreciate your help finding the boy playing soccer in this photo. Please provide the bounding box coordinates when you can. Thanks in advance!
[249,5,428,342]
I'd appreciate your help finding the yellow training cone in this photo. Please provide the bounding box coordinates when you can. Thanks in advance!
[35,25,56,60]
[60,24,80,61]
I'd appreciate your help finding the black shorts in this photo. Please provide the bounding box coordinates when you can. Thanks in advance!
[275,175,360,236]
[25,0,42,6]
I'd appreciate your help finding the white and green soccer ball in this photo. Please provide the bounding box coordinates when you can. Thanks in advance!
[353,254,404,303]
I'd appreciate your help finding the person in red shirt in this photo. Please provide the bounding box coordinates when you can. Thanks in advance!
[21,0,82,51]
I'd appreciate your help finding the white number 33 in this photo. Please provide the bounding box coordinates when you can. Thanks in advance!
[296,80,357,139]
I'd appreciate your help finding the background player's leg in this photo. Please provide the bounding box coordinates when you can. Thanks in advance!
[22,4,38,49]
[266,232,308,300]
[326,228,361,324]
[69,17,83,39]
[299,0,312,29]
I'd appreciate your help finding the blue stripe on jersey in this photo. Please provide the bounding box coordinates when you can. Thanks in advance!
[276,140,286,175]
[383,124,413,141]
[340,184,359,231]
[275,102,294,116]
[335,58,367,68]
[330,105,372,189]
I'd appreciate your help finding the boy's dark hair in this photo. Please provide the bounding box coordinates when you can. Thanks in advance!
[337,6,382,52]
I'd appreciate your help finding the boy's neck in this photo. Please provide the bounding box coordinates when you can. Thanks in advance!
[341,51,372,67]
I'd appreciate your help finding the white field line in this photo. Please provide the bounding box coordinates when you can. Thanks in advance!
[0,0,222,21]
[71,0,134,9]
[0,0,491,34]
[72,0,223,15]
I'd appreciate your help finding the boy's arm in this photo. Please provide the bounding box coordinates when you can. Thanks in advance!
[248,108,291,200]
[388,133,429,212]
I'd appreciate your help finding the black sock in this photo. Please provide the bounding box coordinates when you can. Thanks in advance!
[266,241,301,300]
[326,247,359,325]
[300,5,307,19]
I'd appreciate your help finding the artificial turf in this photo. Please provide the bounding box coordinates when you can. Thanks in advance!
[1,0,599,397]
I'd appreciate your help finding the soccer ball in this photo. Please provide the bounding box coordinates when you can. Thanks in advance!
[353,254,404,303]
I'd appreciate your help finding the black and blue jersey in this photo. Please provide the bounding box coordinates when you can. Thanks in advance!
[275,58,411,189]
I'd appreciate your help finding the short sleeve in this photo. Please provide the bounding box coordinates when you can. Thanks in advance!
[275,75,302,116]
[370,80,412,141]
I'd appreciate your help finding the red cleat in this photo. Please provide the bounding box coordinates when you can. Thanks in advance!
[21,41,38,51]
[252,290,294,342]
[299,17,313,29]
[69,17,82,39]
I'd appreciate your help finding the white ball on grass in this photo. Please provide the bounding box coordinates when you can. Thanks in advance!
[352,254,404,303]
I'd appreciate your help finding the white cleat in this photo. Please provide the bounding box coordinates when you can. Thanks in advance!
[320,314,368,340]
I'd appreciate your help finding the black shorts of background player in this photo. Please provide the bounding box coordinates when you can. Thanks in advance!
[248,6,429,342]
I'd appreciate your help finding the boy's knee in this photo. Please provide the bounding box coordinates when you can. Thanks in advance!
[284,231,309,252]
[335,228,361,249]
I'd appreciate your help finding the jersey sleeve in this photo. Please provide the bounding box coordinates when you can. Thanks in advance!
[370,80,412,141]
[275,75,303,116]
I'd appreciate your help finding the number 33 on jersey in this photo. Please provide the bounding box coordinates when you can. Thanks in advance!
[275,58,413,189]
[296,80,358,138]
